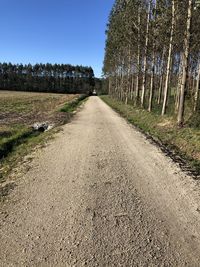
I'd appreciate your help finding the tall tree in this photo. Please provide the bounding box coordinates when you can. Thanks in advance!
[141,1,151,107]
[161,0,175,115]
[177,0,193,125]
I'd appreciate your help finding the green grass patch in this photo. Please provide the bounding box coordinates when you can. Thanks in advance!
[0,126,34,159]
[0,127,60,182]
[101,95,200,176]
[60,94,88,113]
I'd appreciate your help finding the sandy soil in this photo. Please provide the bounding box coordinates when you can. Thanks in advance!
[1,96,200,266]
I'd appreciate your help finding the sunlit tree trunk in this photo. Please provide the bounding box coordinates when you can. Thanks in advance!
[162,0,175,115]
[177,0,193,126]
[175,53,183,112]
[157,48,166,104]
[141,2,150,107]
[148,48,155,112]
[135,6,141,103]
[194,57,200,112]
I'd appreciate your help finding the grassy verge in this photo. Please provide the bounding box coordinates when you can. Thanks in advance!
[60,94,88,112]
[0,92,88,182]
[0,127,60,182]
[0,126,34,159]
[101,95,200,177]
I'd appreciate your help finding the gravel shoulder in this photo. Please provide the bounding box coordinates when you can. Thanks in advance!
[1,96,200,266]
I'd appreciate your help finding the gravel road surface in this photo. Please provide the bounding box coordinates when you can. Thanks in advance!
[1,96,200,266]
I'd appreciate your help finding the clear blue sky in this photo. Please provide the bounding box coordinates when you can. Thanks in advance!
[0,0,115,77]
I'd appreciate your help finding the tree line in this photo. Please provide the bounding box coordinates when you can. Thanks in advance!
[103,0,200,126]
[0,63,95,94]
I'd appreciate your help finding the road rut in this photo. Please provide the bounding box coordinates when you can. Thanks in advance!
[1,96,200,266]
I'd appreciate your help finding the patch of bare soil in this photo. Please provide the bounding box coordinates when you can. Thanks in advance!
[0,111,70,127]
[0,91,77,126]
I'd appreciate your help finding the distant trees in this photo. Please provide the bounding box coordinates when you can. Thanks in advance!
[0,63,95,94]
[103,0,200,126]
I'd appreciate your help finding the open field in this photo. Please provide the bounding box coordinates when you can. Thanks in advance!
[0,90,83,181]
[0,90,78,126]
[101,95,200,176]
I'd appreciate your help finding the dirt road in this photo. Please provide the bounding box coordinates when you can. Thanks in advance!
[1,96,200,266]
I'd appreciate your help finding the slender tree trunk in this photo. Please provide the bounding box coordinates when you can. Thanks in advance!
[177,0,193,126]
[158,72,164,104]
[162,0,175,115]
[135,6,141,103]
[126,45,131,104]
[108,76,111,95]
[175,53,183,112]
[115,72,118,98]
[148,0,157,112]
[158,48,166,104]
[192,70,196,97]
[194,57,200,112]
[148,48,155,112]
[141,2,150,107]
[131,74,134,100]
[121,64,124,101]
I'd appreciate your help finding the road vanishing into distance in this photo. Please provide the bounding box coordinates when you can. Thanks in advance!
[1,96,200,266]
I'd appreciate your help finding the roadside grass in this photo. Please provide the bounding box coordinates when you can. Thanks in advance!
[0,125,33,159]
[0,126,62,183]
[0,91,87,182]
[60,94,88,113]
[101,95,200,176]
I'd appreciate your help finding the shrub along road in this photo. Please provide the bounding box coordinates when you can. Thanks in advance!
[1,97,200,266]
